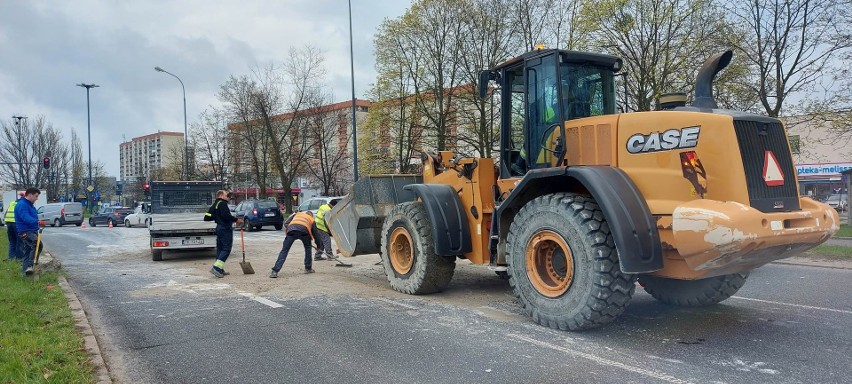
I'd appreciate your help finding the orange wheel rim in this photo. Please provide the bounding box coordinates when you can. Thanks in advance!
[389,227,414,274]
[525,230,574,298]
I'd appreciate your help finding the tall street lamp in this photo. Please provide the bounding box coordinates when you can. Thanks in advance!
[11,115,27,190]
[348,0,358,182]
[76,83,99,213]
[154,66,189,180]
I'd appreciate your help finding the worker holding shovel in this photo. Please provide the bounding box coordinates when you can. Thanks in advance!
[14,188,41,276]
[205,190,242,278]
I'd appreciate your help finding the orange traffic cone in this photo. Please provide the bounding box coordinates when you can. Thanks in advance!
[81,221,87,230]
[108,220,113,229]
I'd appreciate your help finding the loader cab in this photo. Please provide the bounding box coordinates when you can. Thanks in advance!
[480,49,621,178]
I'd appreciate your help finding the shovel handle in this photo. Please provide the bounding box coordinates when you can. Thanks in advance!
[240,227,246,262]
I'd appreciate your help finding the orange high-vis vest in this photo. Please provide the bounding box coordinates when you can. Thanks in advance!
[288,212,315,237]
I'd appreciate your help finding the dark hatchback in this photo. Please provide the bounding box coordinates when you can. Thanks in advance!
[234,200,284,231]
[89,207,134,227]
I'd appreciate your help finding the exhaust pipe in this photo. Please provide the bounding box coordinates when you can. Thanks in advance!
[692,50,733,109]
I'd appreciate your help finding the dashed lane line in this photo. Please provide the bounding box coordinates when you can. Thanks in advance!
[731,296,852,315]
[237,291,283,308]
[508,334,694,384]
[374,297,419,310]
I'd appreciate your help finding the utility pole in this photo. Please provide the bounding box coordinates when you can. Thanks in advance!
[77,83,99,213]
[11,115,27,190]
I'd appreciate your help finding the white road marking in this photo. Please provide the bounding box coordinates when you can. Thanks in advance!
[730,296,852,315]
[374,297,419,310]
[237,291,283,308]
[508,334,694,384]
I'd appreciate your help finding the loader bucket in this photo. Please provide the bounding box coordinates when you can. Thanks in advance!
[327,175,422,257]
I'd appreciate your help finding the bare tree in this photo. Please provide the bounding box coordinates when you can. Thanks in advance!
[726,0,851,117]
[0,116,67,190]
[305,102,352,195]
[191,108,231,182]
[218,75,273,198]
[258,46,328,212]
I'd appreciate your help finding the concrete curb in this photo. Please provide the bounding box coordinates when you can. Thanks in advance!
[56,271,112,383]
[772,258,852,270]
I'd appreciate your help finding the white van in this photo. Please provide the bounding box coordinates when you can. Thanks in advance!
[37,202,84,227]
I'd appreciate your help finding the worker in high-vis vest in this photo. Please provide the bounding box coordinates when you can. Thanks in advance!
[312,199,339,261]
[4,192,24,261]
[204,190,240,278]
[270,211,316,278]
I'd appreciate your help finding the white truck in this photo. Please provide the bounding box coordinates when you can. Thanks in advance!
[148,181,222,261]
[1,190,48,226]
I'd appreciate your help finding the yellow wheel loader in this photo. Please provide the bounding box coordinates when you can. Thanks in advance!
[327,48,839,331]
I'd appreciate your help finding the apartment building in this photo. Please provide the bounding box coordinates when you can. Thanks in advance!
[228,99,370,198]
[119,132,185,182]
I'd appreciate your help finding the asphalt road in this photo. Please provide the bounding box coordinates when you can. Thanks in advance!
[41,225,852,384]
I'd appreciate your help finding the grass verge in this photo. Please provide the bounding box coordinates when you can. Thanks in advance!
[0,235,94,383]
[835,224,852,238]
[804,244,852,260]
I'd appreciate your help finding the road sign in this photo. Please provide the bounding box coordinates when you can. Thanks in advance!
[87,185,94,192]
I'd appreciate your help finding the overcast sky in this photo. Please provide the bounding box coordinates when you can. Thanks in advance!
[0,0,410,178]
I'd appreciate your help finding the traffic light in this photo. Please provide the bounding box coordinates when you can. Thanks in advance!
[42,156,50,169]
[144,182,150,197]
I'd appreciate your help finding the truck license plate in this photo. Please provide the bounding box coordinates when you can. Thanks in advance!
[182,239,204,245]
[264,213,275,217]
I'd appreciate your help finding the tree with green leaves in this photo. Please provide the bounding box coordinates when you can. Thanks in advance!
[584,0,737,111]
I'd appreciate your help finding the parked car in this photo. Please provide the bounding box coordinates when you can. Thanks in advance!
[89,206,134,227]
[234,200,284,231]
[124,202,152,228]
[37,202,85,227]
[296,196,345,215]
[825,193,848,211]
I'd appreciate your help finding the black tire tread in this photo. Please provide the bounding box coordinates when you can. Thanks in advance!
[639,273,748,307]
[507,193,636,331]
[380,201,455,294]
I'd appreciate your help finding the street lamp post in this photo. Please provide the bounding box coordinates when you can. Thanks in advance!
[154,66,189,180]
[348,0,358,182]
[76,83,99,213]
[11,115,27,190]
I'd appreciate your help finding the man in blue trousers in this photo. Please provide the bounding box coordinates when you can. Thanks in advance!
[14,188,40,276]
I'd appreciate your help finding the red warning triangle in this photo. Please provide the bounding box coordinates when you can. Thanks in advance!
[762,151,784,186]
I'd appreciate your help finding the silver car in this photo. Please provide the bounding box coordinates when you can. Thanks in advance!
[296,196,345,215]
[825,193,848,211]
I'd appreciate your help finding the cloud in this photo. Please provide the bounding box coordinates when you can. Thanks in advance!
[0,0,409,179]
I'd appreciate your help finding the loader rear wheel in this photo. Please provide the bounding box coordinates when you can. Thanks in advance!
[507,193,636,331]
[639,273,749,306]
[152,250,163,261]
[381,202,455,294]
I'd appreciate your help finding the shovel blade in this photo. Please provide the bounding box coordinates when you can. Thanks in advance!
[239,261,255,274]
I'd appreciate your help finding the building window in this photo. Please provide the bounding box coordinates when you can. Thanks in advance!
[788,135,801,154]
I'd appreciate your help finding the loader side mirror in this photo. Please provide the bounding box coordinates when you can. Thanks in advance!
[478,70,496,99]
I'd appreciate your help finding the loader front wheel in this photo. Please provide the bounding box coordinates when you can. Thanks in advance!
[507,193,636,331]
[381,202,455,294]
[639,273,749,306]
